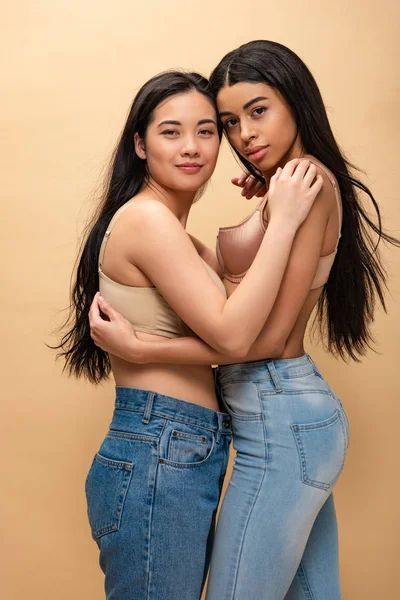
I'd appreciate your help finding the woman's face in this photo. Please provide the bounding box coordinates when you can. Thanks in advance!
[217,82,302,176]
[136,91,220,193]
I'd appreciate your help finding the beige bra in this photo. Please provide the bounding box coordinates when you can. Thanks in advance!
[216,158,342,289]
[98,201,226,339]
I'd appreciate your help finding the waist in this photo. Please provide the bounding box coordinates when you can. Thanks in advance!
[110,357,219,410]
[114,386,231,433]
[217,354,316,386]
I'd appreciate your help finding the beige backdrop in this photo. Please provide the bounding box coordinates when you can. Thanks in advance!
[1,1,399,598]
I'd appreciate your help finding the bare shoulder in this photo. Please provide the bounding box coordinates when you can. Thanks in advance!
[114,198,182,237]
[124,197,176,221]
[305,155,339,212]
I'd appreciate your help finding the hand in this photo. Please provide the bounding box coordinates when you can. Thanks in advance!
[267,159,323,230]
[231,171,267,200]
[89,292,144,363]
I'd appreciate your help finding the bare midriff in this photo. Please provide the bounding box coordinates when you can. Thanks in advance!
[110,332,219,411]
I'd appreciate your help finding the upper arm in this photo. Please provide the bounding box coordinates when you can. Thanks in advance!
[122,201,226,347]
[256,172,336,346]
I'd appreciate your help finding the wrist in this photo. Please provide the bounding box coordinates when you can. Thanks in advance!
[129,339,148,365]
[267,217,298,238]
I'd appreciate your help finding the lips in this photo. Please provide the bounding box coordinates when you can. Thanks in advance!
[245,145,269,162]
[176,163,203,174]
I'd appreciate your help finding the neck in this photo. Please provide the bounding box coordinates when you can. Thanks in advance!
[140,178,196,228]
[263,134,305,185]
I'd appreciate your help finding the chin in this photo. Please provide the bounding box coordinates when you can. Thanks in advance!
[257,157,279,174]
[175,176,209,192]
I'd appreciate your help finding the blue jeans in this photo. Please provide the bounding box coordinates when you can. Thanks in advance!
[85,386,232,599]
[206,355,349,600]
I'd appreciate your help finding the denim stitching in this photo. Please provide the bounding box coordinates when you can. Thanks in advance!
[107,430,159,443]
[115,405,229,434]
[228,385,268,599]
[161,435,216,469]
[89,454,133,538]
[218,369,315,385]
[145,448,159,599]
[297,561,315,600]
[260,390,333,397]
[291,410,347,490]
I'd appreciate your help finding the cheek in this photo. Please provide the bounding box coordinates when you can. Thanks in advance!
[145,141,174,175]
[274,112,297,145]
[206,139,220,166]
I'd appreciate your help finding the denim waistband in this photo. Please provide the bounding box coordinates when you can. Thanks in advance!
[115,386,232,434]
[217,354,316,387]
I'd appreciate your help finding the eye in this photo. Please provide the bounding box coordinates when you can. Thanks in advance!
[224,118,239,129]
[199,129,215,136]
[252,106,267,117]
[162,130,179,136]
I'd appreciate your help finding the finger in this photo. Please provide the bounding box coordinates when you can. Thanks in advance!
[98,295,118,320]
[309,173,324,198]
[237,171,249,185]
[254,182,267,197]
[280,158,302,178]
[291,159,311,180]
[302,163,318,187]
[271,167,282,180]
[231,171,249,187]
[89,292,101,324]
[242,176,260,198]
[231,177,246,188]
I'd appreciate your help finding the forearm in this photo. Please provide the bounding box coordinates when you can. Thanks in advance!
[213,219,295,356]
[135,333,284,366]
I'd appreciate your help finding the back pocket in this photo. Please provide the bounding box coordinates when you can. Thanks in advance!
[291,410,347,491]
[85,453,133,538]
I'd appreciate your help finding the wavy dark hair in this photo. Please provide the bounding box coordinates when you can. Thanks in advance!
[210,40,399,360]
[54,71,222,383]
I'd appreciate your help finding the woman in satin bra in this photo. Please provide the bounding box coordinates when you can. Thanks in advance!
[90,42,399,599]
[56,69,321,599]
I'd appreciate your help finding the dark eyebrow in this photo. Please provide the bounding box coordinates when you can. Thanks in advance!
[198,119,217,126]
[219,96,269,118]
[157,120,181,128]
[243,96,268,110]
[157,119,217,127]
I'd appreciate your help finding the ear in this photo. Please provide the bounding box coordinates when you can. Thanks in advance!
[134,132,146,160]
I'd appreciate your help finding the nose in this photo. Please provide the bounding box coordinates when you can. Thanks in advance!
[180,134,200,157]
[240,121,257,143]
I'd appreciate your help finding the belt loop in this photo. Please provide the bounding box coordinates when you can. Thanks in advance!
[265,360,282,392]
[307,353,316,367]
[142,392,155,424]
[214,413,221,444]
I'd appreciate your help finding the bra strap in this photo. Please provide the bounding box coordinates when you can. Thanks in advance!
[308,159,342,247]
[98,200,139,271]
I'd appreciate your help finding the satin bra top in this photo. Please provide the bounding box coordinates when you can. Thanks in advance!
[99,201,226,339]
[216,158,342,289]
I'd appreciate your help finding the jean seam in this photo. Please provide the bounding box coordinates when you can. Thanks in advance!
[145,453,159,600]
[229,386,268,599]
[219,370,315,385]
[297,561,315,600]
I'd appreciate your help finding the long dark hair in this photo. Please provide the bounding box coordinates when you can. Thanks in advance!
[210,40,399,361]
[54,71,222,383]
